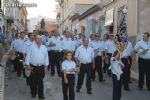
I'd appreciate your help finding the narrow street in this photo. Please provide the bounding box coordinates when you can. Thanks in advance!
[4,61,150,100]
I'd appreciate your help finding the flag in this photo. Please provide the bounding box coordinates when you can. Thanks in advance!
[115,13,128,53]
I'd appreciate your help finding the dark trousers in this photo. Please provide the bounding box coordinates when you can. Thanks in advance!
[30,65,45,97]
[15,52,25,77]
[48,51,52,71]
[76,63,92,92]
[62,74,75,100]
[121,58,130,89]
[92,56,103,81]
[12,58,18,71]
[50,51,61,76]
[112,74,123,100]
[138,58,150,89]
[103,53,112,76]
[128,56,132,80]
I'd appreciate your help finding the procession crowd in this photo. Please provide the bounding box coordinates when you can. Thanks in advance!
[0,27,150,100]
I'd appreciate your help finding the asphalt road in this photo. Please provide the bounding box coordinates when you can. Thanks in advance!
[4,62,150,100]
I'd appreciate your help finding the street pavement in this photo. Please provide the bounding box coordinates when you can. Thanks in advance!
[4,61,150,100]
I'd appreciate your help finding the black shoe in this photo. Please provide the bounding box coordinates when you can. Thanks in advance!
[147,88,150,91]
[31,95,36,98]
[0,64,4,67]
[99,79,105,82]
[92,78,95,82]
[124,88,131,91]
[129,80,132,84]
[138,86,143,90]
[76,89,80,93]
[51,73,54,76]
[39,96,45,99]
[87,91,92,95]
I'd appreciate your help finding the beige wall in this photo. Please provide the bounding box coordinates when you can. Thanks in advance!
[138,0,150,36]
[63,0,94,30]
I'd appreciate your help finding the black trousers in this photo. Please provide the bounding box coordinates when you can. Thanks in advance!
[30,65,45,97]
[15,52,25,77]
[48,51,52,71]
[50,51,61,76]
[128,56,132,80]
[103,53,112,76]
[12,58,18,71]
[92,56,103,81]
[112,74,123,100]
[121,58,130,89]
[62,74,75,100]
[76,63,92,92]
[138,58,150,89]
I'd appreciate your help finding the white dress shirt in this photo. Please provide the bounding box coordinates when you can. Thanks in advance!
[13,38,26,53]
[134,40,150,59]
[62,60,76,72]
[121,41,133,58]
[61,37,76,51]
[25,42,49,66]
[75,45,94,64]
[10,39,17,50]
[24,39,34,54]
[47,36,62,51]
[105,39,116,54]
[110,57,123,80]
[90,40,105,56]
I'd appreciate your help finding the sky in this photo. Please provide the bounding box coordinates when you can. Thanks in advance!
[21,0,58,19]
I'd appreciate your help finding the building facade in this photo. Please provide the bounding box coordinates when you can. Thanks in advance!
[56,0,95,34]
[0,0,5,33]
[4,0,28,33]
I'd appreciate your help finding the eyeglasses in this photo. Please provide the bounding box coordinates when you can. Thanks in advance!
[95,35,99,37]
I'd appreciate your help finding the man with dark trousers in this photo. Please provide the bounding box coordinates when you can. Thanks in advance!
[25,35,49,99]
[104,33,116,76]
[13,31,26,77]
[121,40,133,91]
[47,30,62,76]
[75,37,95,94]
[90,33,105,82]
[134,32,150,91]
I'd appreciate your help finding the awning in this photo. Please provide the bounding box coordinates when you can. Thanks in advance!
[104,8,114,26]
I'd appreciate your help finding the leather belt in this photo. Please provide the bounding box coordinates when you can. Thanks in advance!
[81,62,92,65]
[30,64,44,67]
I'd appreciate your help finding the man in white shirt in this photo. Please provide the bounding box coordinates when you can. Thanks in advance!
[75,37,95,94]
[90,33,105,82]
[13,31,26,77]
[61,31,76,52]
[24,33,34,85]
[47,30,62,76]
[25,35,49,99]
[104,33,116,76]
[121,40,133,91]
[134,32,150,91]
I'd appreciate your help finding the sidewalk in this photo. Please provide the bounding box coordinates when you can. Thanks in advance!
[0,54,7,100]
